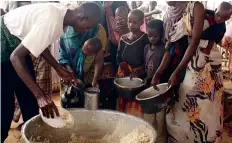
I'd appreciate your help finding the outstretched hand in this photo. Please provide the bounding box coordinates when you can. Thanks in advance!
[58,66,78,87]
[168,72,180,87]
[151,73,160,90]
[37,95,59,118]
[92,79,99,88]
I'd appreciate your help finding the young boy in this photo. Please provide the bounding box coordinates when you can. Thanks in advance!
[143,19,166,143]
[115,6,129,36]
[143,19,165,87]
[82,38,102,56]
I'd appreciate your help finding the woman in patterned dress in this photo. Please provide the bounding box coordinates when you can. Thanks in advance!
[159,2,231,142]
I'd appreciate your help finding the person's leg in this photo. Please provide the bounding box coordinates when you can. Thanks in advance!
[1,61,16,142]
[13,97,21,123]
[14,56,39,122]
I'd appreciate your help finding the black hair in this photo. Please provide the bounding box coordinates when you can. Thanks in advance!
[129,9,144,21]
[116,6,129,18]
[86,38,102,53]
[79,2,101,23]
[147,19,164,38]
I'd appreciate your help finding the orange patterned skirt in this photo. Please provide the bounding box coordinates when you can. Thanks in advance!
[117,62,143,117]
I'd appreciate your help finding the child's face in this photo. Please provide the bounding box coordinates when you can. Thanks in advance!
[128,13,143,32]
[101,64,115,79]
[82,44,95,56]
[147,28,161,45]
[215,8,231,24]
[115,8,128,19]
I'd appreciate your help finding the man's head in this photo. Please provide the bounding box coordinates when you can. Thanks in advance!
[215,2,232,23]
[71,2,101,32]
[82,38,102,56]
[128,9,144,32]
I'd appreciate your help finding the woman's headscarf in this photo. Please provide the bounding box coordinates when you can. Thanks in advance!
[163,2,188,41]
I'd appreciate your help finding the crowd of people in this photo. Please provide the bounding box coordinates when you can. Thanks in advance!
[1,1,232,143]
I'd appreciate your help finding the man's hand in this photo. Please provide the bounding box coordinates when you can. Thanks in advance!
[37,95,59,118]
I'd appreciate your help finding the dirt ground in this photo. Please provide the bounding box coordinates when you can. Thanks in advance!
[4,80,232,143]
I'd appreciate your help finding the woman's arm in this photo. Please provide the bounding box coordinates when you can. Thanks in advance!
[169,2,205,85]
[144,9,162,17]
[174,2,205,74]
[58,38,79,86]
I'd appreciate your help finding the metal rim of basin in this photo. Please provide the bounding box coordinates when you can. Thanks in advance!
[136,83,171,101]
[114,77,144,89]
[21,109,157,143]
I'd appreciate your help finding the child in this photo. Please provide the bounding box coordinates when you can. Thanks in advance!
[116,9,150,117]
[98,62,117,110]
[142,19,166,143]
[143,19,165,87]
[82,38,102,56]
[115,6,129,36]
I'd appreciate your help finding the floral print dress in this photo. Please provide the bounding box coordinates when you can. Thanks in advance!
[166,2,224,143]
[166,44,224,143]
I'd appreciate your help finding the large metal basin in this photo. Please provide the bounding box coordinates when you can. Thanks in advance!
[21,109,157,143]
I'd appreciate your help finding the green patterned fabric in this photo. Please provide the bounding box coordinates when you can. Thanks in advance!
[1,16,21,63]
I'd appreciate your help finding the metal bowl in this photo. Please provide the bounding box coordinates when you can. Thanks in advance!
[21,109,157,143]
[136,83,173,114]
[114,77,144,99]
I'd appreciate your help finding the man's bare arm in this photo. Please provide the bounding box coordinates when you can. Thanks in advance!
[10,44,58,118]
